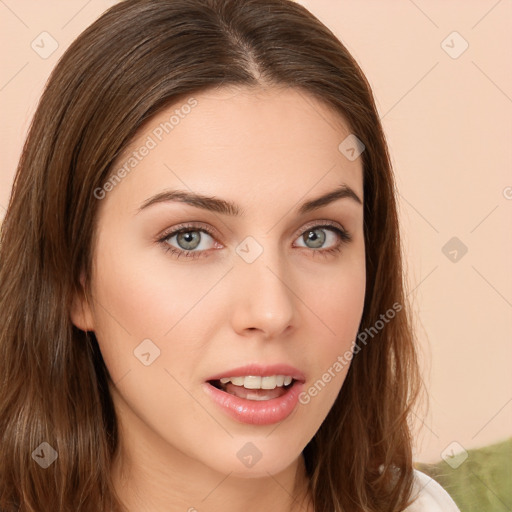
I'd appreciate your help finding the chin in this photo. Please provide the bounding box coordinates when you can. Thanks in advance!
[198,434,308,479]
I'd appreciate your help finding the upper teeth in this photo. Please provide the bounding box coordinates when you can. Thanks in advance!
[219,375,293,389]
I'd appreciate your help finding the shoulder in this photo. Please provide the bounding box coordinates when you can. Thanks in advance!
[403,469,461,511]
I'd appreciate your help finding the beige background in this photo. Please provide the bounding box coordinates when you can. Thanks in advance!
[1,0,510,463]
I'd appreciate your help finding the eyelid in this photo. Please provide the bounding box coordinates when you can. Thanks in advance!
[156,221,220,243]
[291,219,350,241]
[157,219,350,244]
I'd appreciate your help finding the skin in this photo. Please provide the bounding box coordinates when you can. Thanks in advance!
[71,85,366,512]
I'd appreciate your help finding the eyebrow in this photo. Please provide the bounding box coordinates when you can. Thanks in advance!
[137,183,362,216]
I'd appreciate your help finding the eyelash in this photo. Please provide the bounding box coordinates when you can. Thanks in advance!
[157,221,352,260]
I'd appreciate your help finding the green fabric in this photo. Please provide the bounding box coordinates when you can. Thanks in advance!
[415,438,512,512]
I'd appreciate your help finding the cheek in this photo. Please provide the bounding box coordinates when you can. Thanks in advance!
[323,272,365,326]
[88,228,212,386]
[90,224,217,337]
[88,240,211,445]
[306,248,366,348]
[297,251,365,403]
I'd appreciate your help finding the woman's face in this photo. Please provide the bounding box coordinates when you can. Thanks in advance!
[72,86,365,479]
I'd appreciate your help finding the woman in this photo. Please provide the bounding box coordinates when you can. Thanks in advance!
[0,1,460,510]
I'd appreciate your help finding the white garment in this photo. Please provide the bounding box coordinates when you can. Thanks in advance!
[404,469,461,511]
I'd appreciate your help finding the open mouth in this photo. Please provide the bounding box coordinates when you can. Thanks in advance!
[203,371,306,424]
[208,377,297,401]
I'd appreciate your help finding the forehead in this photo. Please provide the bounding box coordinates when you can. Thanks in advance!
[155,85,354,152]
[103,85,363,216]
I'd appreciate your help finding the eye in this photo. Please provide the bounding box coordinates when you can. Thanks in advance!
[293,223,351,256]
[158,223,218,260]
[157,221,351,260]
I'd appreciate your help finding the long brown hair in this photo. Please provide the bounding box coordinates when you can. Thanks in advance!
[0,1,421,510]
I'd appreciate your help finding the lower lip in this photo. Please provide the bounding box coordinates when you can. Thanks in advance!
[203,380,304,425]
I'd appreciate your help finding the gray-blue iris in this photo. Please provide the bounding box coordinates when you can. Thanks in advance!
[177,231,201,250]
[304,228,326,249]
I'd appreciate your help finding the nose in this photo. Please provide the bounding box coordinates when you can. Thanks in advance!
[229,243,296,340]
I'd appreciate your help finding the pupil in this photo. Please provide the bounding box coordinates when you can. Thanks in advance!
[305,228,325,249]
[178,231,200,250]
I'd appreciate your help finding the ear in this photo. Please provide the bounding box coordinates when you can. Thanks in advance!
[70,273,95,332]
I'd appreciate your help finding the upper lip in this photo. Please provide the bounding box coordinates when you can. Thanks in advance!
[206,363,306,383]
